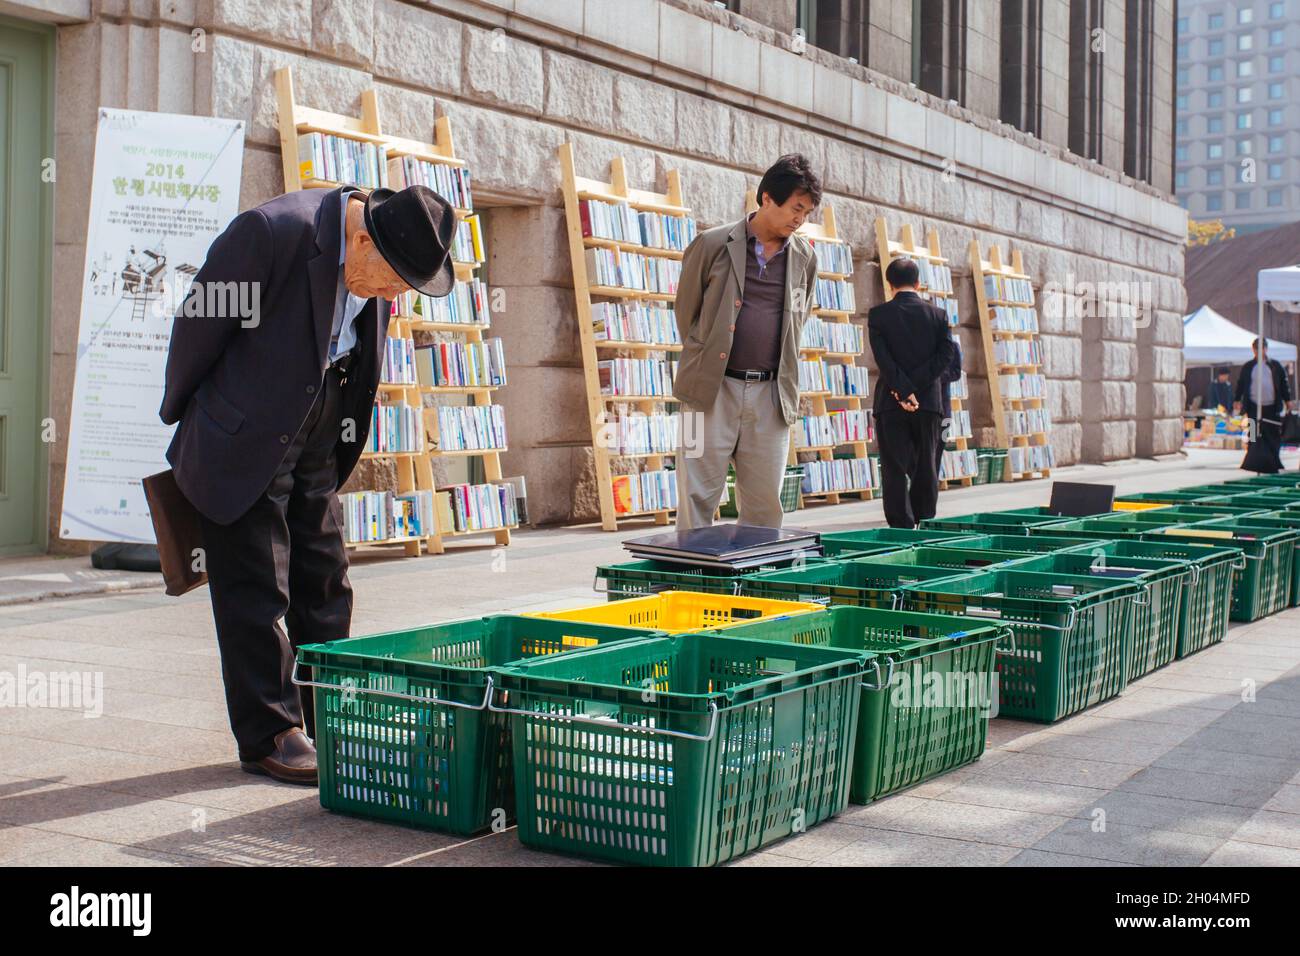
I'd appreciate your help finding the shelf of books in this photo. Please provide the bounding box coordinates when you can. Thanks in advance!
[559,141,693,531]
[275,65,519,554]
[873,219,975,489]
[969,241,1054,482]
[746,194,873,507]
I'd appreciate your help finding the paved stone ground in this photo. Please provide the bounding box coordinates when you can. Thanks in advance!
[2,448,1298,866]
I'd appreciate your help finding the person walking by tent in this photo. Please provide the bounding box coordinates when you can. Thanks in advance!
[1234,338,1292,473]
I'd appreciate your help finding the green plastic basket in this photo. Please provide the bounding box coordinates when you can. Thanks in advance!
[962,533,1110,554]
[739,559,973,609]
[1115,490,1225,504]
[704,606,1010,804]
[1030,514,1186,541]
[1001,550,1190,681]
[1206,513,1300,608]
[492,634,870,866]
[920,510,1073,535]
[1214,492,1300,512]
[859,545,1028,573]
[974,448,1008,485]
[1221,474,1300,490]
[1074,538,1242,659]
[1136,504,1268,521]
[1160,520,1299,621]
[818,527,984,558]
[718,466,803,518]
[592,557,830,602]
[900,569,1142,722]
[294,615,667,835]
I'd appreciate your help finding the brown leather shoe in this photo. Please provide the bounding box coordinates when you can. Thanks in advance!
[240,727,318,785]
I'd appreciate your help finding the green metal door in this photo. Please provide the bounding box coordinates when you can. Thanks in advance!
[0,19,52,554]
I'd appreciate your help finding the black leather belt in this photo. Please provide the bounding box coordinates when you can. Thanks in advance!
[725,368,775,382]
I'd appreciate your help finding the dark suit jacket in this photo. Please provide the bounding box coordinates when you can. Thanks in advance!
[939,341,963,420]
[867,290,957,417]
[1234,357,1291,419]
[160,187,389,525]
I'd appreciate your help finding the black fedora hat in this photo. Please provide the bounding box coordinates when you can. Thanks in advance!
[362,184,458,297]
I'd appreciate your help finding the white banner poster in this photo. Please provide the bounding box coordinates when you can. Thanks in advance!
[60,108,245,543]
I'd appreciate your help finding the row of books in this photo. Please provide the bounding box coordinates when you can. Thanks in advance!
[601,411,679,456]
[297,132,387,188]
[939,449,980,481]
[1007,407,1053,437]
[440,482,519,532]
[420,338,507,388]
[811,239,853,276]
[794,409,873,448]
[451,216,485,264]
[800,318,863,353]
[799,360,829,393]
[1008,443,1055,475]
[993,338,1043,366]
[990,305,1040,333]
[945,409,972,440]
[948,371,969,401]
[401,280,491,327]
[1000,372,1047,400]
[341,489,434,543]
[584,248,682,295]
[434,404,507,452]
[936,296,960,326]
[386,155,472,210]
[367,402,423,454]
[592,301,680,346]
[611,469,678,515]
[381,335,418,385]
[578,199,697,252]
[815,277,855,312]
[598,358,677,397]
[801,458,873,495]
[983,274,1034,305]
[830,364,870,396]
[916,259,954,294]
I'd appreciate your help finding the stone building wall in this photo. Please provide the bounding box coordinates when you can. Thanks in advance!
[14,0,1187,547]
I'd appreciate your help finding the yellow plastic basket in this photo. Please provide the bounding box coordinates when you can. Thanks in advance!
[1113,501,1171,512]
[528,590,827,633]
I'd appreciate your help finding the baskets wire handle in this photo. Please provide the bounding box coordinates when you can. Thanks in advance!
[290,662,495,710]
[487,693,721,742]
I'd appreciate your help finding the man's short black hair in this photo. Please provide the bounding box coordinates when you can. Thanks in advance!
[757,154,823,208]
[885,257,920,289]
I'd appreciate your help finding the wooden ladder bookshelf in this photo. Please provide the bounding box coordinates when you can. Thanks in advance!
[969,240,1052,482]
[873,219,974,489]
[558,141,690,532]
[746,192,873,508]
[275,65,517,554]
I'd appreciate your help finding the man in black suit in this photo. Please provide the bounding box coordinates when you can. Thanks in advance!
[1234,337,1294,473]
[160,184,457,783]
[867,258,957,528]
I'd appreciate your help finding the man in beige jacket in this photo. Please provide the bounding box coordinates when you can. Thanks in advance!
[672,154,821,529]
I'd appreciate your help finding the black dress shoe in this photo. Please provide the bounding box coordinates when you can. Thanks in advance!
[240,727,318,785]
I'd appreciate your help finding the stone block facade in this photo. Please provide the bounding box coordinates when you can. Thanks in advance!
[10,0,1185,549]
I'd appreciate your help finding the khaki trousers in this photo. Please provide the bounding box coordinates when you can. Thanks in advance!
[676,376,791,530]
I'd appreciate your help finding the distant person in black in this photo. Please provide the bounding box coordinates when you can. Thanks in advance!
[1204,368,1233,412]
[868,258,957,528]
[1234,338,1292,473]
[936,340,963,480]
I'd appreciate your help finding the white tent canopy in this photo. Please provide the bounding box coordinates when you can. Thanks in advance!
[1182,304,1297,366]
[1258,266,1300,314]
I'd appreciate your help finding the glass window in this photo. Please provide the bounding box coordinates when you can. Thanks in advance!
[1210,64,1226,81]
[1235,191,1252,209]
[1238,60,1254,77]
[1237,138,1254,155]
[1269,108,1283,125]
[1238,86,1254,102]
[1178,42,1190,60]
[1238,33,1254,50]
[1268,55,1284,71]
[1268,134,1284,152]
[1236,163,1251,182]
[1179,67,1191,85]
[1207,193,1224,211]
[1269,28,1284,44]
[1177,118,1189,135]
[1236,112,1253,129]
[1208,167,1225,184]
[1177,94,1189,110]
[1178,16,1190,33]
[1239,7,1254,23]
[1268,161,1284,180]
[1210,12,1225,28]
[1209,37,1225,55]
[1209,115,1225,133]
[1267,188,1283,207]
[1270,1,1284,16]
[1176,170,1189,188]
[1208,90,1225,107]
[1177,144,1190,160]
[1209,142,1225,158]
[1269,82,1284,98]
